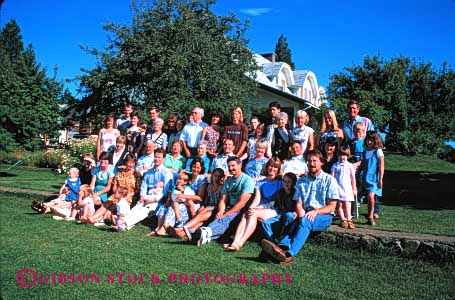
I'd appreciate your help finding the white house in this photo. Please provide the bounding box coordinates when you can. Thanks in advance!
[250,52,326,123]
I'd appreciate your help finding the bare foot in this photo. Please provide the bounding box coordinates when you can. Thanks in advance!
[227,244,241,251]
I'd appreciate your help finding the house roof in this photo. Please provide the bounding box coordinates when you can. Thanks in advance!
[293,70,310,86]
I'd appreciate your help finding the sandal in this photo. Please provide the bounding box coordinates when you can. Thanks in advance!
[347,220,356,229]
[340,220,348,228]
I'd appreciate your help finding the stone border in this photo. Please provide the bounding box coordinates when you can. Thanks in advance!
[314,226,455,262]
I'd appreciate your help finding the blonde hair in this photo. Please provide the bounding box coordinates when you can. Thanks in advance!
[295,110,309,125]
[231,107,244,122]
[255,139,268,150]
[354,122,365,132]
[177,171,190,182]
[79,184,92,197]
[320,109,340,132]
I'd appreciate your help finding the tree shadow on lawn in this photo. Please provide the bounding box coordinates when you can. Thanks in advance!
[383,171,455,210]
[0,172,17,177]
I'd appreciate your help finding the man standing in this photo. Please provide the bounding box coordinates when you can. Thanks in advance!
[125,148,172,229]
[261,149,340,264]
[343,100,374,143]
[116,103,134,134]
[180,107,207,157]
[194,156,254,246]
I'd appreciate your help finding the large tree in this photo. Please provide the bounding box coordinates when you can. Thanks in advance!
[329,54,455,154]
[78,0,259,118]
[0,20,63,150]
[274,34,295,70]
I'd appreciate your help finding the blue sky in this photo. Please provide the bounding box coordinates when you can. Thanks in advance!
[2,0,455,98]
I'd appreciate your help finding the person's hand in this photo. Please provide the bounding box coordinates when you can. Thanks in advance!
[353,189,358,197]
[247,207,258,217]
[216,211,224,219]
[305,210,318,222]
[293,212,297,219]
[378,179,383,189]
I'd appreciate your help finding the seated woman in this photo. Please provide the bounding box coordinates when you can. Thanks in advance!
[90,152,115,207]
[87,154,138,225]
[244,139,269,182]
[226,158,283,251]
[164,140,186,174]
[174,168,225,239]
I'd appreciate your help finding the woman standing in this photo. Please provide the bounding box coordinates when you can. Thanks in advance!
[316,109,344,152]
[222,107,249,158]
[147,118,168,151]
[201,111,223,157]
[267,112,292,161]
[125,111,145,155]
[291,110,314,154]
[96,115,120,160]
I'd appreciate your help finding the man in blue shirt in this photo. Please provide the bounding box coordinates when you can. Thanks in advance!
[193,156,255,246]
[342,100,374,143]
[261,149,340,264]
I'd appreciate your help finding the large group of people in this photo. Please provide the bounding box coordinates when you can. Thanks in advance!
[31,100,385,264]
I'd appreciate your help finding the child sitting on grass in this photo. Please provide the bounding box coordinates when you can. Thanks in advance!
[76,184,95,223]
[111,186,130,232]
[32,168,80,219]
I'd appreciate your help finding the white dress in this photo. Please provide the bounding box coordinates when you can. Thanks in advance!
[331,161,355,202]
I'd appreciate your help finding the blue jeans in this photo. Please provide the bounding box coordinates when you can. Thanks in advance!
[278,214,333,257]
[207,212,240,240]
[261,212,295,241]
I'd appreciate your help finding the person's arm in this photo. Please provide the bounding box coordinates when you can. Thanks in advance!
[350,166,357,196]
[93,175,114,199]
[308,131,314,150]
[378,155,384,189]
[96,130,102,160]
[175,183,205,203]
[337,128,345,142]
[201,127,207,144]
[59,182,67,195]
[305,200,337,222]
[90,175,96,191]
[111,176,119,194]
[295,199,305,218]
[237,141,247,157]
[215,193,227,219]
[315,133,320,150]
[224,192,252,216]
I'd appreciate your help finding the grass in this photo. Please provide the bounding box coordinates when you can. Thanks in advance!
[386,153,455,173]
[0,165,66,192]
[1,192,454,300]
[354,204,455,236]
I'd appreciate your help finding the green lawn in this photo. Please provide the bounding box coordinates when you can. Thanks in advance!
[0,165,66,192]
[0,192,454,300]
[353,203,455,236]
[386,153,455,173]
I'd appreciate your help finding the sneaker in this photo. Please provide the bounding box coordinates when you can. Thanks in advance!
[52,216,64,221]
[261,239,287,263]
[196,228,210,247]
[94,220,106,227]
[65,217,76,222]
[174,220,184,228]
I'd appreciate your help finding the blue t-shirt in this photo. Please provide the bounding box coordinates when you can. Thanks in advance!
[255,178,283,208]
[221,173,255,206]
